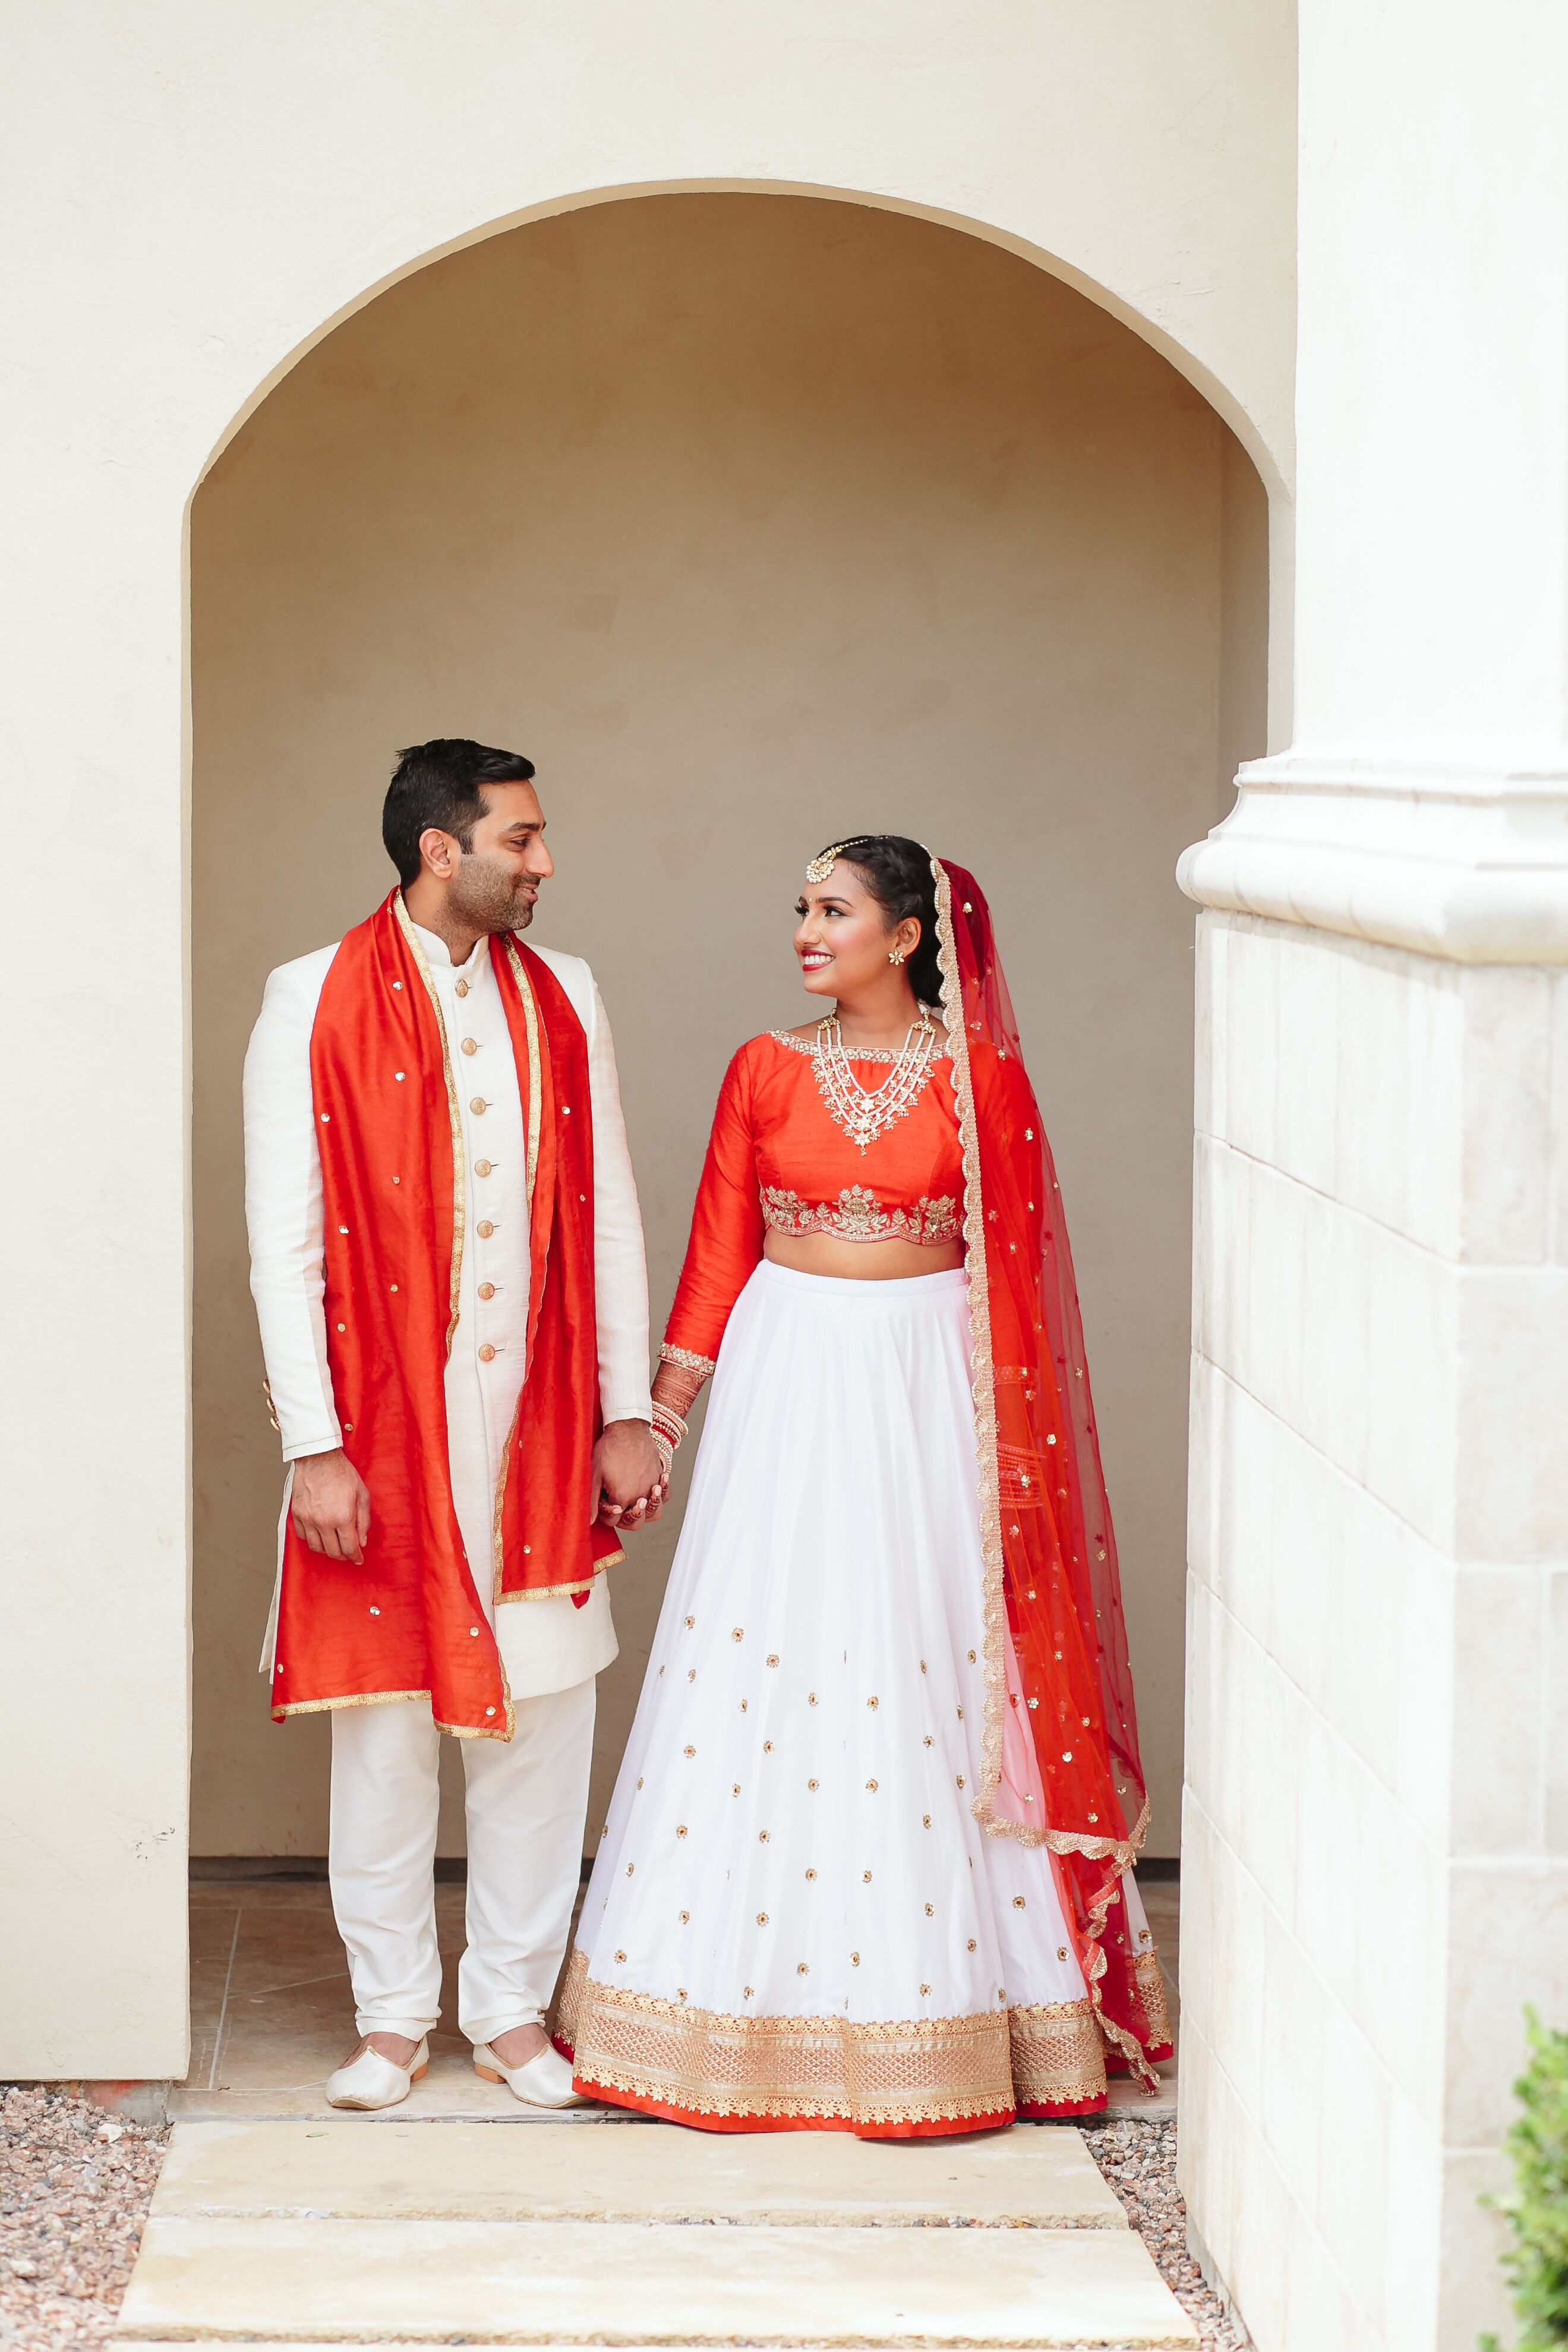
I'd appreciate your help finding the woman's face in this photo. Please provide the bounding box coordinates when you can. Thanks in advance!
[793,863,916,999]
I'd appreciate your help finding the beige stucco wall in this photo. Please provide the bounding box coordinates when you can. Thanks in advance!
[190,191,1267,1862]
[1,0,1293,2088]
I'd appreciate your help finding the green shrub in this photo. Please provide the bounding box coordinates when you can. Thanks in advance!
[1482,2009,1568,2350]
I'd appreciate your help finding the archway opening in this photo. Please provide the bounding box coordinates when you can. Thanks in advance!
[187,188,1266,2084]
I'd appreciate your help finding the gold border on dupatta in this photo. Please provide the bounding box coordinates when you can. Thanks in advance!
[489,938,547,1603]
[1134,1946,1175,2051]
[928,856,1151,1876]
[273,1688,517,1741]
[929,857,1016,1846]
[929,853,1157,2090]
[392,892,466,1354]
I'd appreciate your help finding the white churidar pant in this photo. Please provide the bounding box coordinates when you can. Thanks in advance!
[330,1679,594,2041]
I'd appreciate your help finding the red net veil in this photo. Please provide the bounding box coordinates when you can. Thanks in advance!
[932,856,1161,2081]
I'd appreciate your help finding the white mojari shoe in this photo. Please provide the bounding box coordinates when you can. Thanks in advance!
[326,2035,430,2111]
[472,2040,586,2108]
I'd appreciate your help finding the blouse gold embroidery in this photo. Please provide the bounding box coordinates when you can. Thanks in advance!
[761,1184,961,1246]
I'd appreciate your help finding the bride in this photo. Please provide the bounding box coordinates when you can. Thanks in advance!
[556,836,1171,2134]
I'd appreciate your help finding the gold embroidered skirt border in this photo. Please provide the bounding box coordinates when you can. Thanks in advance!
[554,1949,1106,2124]
[1134,1947,1175,2053]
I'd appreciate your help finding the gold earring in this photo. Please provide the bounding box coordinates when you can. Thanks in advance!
[888,946,907,966]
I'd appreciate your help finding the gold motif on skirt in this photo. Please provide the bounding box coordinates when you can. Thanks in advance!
[556,1950,1013,2125]
[554,1950,1106,2123]
[1009,1997,1108,2107]
[1134,1947,1174,2050]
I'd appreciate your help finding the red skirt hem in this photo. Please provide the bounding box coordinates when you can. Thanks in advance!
[569,2073,1018,2139]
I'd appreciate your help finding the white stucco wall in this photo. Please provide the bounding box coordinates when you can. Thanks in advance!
[0,2,1295,2085]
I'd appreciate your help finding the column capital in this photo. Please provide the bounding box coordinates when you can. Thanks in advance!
[1178,748,1568,964]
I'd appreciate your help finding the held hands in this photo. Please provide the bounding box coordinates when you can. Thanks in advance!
[291,1446,373,1565]
[592,1418,668,1531]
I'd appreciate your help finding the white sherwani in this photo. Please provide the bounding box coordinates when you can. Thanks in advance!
[244,918,651,2044]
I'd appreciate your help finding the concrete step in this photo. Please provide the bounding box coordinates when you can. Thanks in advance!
[114,2117,1197,2349]
[116,2213,1197,2345]
[147,2117,1129,2228]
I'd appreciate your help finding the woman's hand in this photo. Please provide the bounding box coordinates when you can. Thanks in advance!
[592,1418,668,1530]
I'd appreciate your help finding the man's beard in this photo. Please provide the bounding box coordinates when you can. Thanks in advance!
[449,852,535,934]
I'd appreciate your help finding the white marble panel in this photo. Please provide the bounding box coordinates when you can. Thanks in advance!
[1446,1859,1568,2146]
[1182,2013,1375,2352]
[1192,913,1228,1145]
[1551,970,1568,1268]
[1180,1795,1268,2126]
[1200,1143,1460,1552]
[1390,1522,1457,1849]
[1310,1989,1394,2338]
[1456,1267,1568,1562]
[1436,2146,1512,2352]
[1181,1577,1220,1844]
[1192,1130,1252,1393]
[1332,939,1463,1261]
[1219,919,1281,1166]
[1270,923,1342,1198]
[1358,1208,1459,1547]
[1450,1567,1548,1856]
[1544,1568,1568,1853]
[1459,967,1551,1266]
[1257,1900,1326,2215]
[1381,2090,1445,2352]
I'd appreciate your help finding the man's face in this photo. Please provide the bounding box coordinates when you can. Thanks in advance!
[432,780,554,933]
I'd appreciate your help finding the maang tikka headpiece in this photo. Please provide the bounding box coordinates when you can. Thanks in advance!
[805,843,847,885]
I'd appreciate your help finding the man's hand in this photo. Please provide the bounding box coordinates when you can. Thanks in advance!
[291,1446,373,1564]
[592,1418,668,1531]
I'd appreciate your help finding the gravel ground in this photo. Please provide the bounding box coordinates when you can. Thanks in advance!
[0,2089,169,2352]
[1,2086,1245,2352]
[1080,2113,1252,2351]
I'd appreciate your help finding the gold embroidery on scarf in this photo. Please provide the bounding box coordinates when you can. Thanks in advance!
[1134,1946,1174,2051]
[392,893,465,1355]
[273,1686,514,1739]
[495,1556,622,1603]
[491,940,547,1606]
[272,1688,430,1718]
[556,1959,1017,2127]
[930,857,1009,1843]
[927,857,1156,2093]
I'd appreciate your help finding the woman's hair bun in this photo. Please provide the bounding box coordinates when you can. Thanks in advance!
[812,835,943,1009]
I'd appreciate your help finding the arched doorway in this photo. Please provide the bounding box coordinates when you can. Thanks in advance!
[187,192,1267,2070]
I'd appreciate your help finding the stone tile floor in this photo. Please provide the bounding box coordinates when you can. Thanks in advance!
[178,1874,1181,2121]
[5,1875,1244,2352]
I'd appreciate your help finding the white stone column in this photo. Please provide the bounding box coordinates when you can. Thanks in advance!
[1177,4,1568,2347]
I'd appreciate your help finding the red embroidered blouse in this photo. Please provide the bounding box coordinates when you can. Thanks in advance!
[662,1029,984,1370]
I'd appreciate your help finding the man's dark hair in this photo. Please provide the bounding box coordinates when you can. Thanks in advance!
[381,739,537,888]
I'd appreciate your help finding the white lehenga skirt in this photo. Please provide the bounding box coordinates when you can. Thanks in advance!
[558,1261,1153,2135]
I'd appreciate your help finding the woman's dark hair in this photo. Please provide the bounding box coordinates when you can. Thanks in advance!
[382,737,537,887]
[817,834,944,1009]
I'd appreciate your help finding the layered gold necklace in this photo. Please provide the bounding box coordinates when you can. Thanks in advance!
[812,1009,939,1152]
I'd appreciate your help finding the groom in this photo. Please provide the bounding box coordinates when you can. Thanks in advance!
[244,737,664,2111]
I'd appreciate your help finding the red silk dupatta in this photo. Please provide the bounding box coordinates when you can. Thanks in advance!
[269,892,621,1741]
[933,857,1163,2082]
